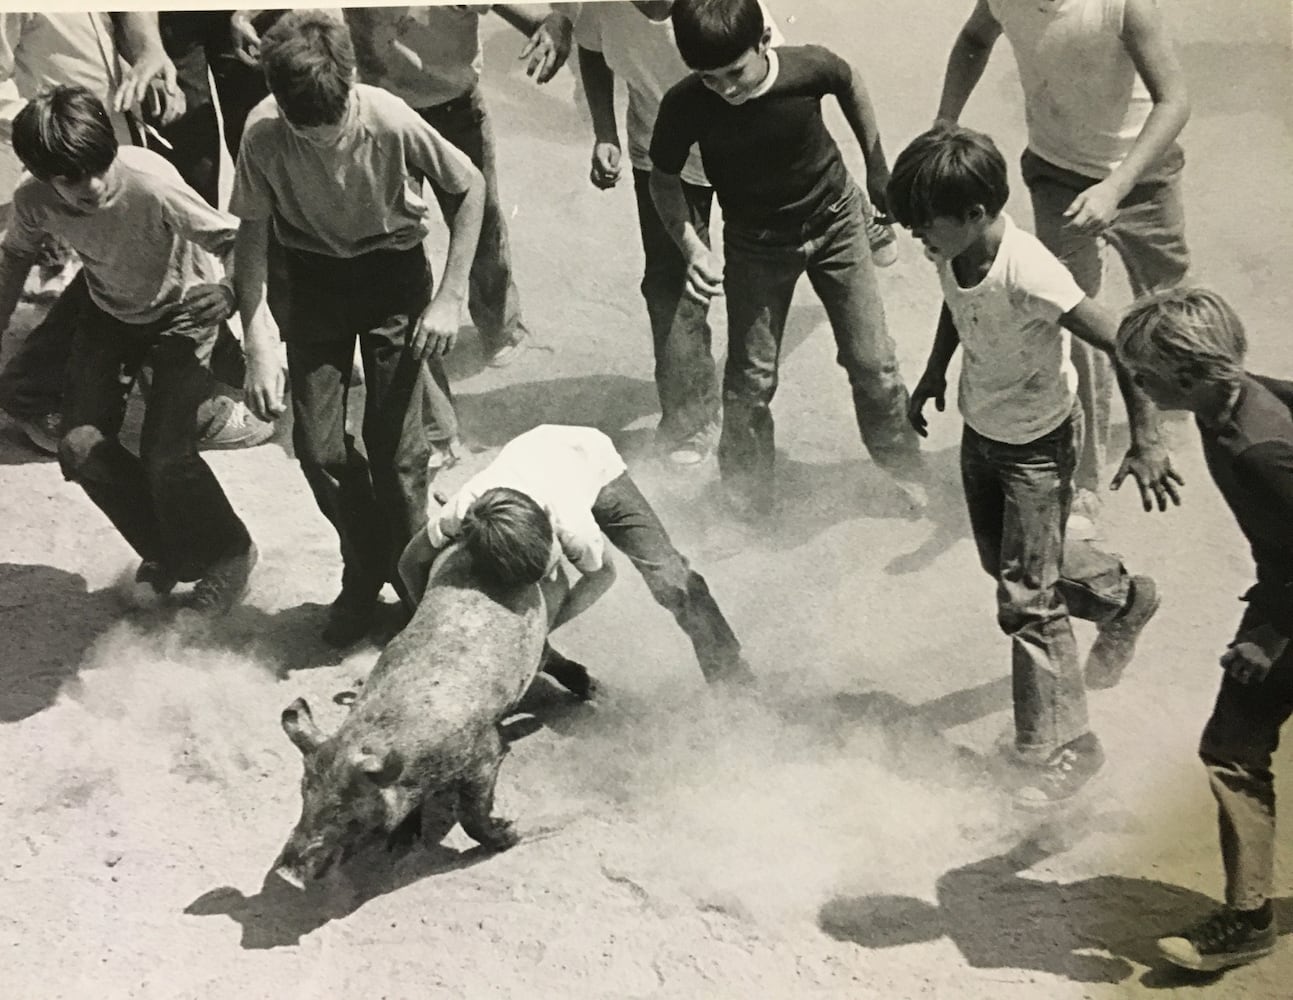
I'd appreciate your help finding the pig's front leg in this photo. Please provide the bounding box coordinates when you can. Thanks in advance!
[541,643,598,701]
[456,731,521,852]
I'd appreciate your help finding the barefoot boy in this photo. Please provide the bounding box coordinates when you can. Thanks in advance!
[1117,288,1287,972]
[0,85,256,612]
[650,0,919,518]
[232,11,485,647]
[888,123,1177,806]
[399,424,752,686]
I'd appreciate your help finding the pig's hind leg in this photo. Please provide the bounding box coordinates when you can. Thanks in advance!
[456,728,521,852]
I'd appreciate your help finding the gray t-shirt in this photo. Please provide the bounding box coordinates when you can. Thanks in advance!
[4,145,234,325]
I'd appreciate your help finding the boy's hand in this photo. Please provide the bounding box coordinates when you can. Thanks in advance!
[172,283,236,334]
[907,372,946,437]
[230,12,263,66]
[1221,623,1288,685]
[1064,179,1124,234]
[683,246,723,303]
[866,172,892,224]
[413,297,461,360]
[1110,442,1184,511]
[245,353,287,422]
[520,12,573,84]
[115,51,180,120]
[590,141,622,189]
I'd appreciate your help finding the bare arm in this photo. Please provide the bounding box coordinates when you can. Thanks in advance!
[233,217,286,421]
[649,168,722,302]
[551,550,617,630]
[936,0,1002,123]
[493,4,573,83]
[579,45,623,189]
[110,12,182,123]
[908,304,961,437]
[411,167,485,360]
[1060,298,1182,509]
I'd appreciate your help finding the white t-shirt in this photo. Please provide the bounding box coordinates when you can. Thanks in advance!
[572,0,783,187]
[988,0,1153,179]
[937,214,1085,444]
[429,424,627,576]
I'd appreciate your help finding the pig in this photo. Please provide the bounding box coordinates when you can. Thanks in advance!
[274,542,584,887]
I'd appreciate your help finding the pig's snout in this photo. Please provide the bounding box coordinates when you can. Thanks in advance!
[272,836,340,889]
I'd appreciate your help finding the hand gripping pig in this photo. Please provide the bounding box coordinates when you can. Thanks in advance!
[273,542,578,887]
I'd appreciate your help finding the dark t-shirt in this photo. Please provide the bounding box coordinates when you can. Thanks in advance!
[1200,373,1293,635]
[650,45,854,234]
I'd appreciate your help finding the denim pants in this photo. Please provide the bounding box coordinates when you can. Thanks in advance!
[960,409,1132,756]
[631,168,720,446]
[720,183,917,511]
[58,291,252,581]
[280,244,444,601]
[1199,605,1293,909]
[592,472,744,682]
[416,87,526,354]
[1022,149,1190,495]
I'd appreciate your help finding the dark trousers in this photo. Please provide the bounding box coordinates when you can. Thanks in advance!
[1199,605,1293,909]
[592,472,743,682]
[960,409,1131,757]
[281,244,441,600]
[720,183,917,511]
[58,288,251,581]
[631,168,720,445]
[416,87,525,354]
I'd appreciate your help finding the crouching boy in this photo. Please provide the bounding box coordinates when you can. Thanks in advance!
[1118,289,1288,973]
[398,424,753,687]
[888,124,1179,806]
[0,86,256,612]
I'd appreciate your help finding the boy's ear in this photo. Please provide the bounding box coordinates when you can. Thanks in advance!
[757,26,773,52]
[965,203,988,224]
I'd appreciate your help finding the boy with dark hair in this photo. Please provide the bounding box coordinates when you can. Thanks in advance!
[650,0,919,519]
[0,85,256,613]
[1117,288,1287,972]
[398,424,752,686]
[936,0,1192,536]
[889,123,1177,806]
[232,10,485,647]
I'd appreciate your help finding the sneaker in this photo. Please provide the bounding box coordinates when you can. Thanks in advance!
[12,411,61,455]
[1084,575,1160,690]
[322,589,381,648]
[428,437,468,471]
[1157,905,1278,972]
[867,215,899,268]
[485,327,530,368]
[187,542,258,616]
[199,400,275,451]
[1012,732,1105,810]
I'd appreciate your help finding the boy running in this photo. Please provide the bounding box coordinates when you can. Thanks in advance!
[888,123,1176,806]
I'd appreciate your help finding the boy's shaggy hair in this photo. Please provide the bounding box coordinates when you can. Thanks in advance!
[460,487,555,588]
[11,85,117,183]
[887,123,1009,229]
[671,0,766,71]
[1117,287,1248,385]
[260,10,355,128]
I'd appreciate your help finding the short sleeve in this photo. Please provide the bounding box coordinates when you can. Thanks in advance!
[649,81,699,176]
[398,102,478,196]
[1013,239,1086,318]
[228,118,277,222]
[802,45,853,97]
[572,4,602,51]
[2,182,47,259]
[160,173,238,256]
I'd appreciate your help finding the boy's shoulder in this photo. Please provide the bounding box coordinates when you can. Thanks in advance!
[1220,375,1293,459]
[114,144,187,187]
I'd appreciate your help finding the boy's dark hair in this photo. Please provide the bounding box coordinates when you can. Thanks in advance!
[260,10,355,128]
[11,85,117,183]
[887,123,1009,229]
[460,488,555,588]
[671,0,766,71]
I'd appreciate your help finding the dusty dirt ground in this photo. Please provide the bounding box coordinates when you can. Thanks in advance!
[1,2,1291,997]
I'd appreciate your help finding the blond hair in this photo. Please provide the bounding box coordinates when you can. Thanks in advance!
[1116,287,1247,385]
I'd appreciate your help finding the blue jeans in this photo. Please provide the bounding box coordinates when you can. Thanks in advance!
[417,87,526,354]
[960,409,1131,757]
[632,168,720,445]
[720,183,916,511]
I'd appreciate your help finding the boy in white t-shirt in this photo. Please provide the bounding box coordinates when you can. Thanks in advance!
[936,0,1192,530]
[398,423,752,687]
[888,123,1179,806]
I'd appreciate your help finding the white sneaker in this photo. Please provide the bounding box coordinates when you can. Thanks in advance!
[199,400,275,450]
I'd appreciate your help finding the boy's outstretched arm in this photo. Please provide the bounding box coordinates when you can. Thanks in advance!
[935,0,1002,124]
[1060,298,1183,510]
[234,217,286,422]
[909,304,960,437]
[649,168,723,303]
[1065,0,1190,233]
[111,12,183,125]
[578,45,622,190]
[834,60,893,217]
[492,4,573,83]
[0,248,35,344]
[550,548,616,630]
[415,167,485,361]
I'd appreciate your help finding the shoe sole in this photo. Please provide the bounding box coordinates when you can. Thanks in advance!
[199,426,276,451]
[1156,939,1276,972]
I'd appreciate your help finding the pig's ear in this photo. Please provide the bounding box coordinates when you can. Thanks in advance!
[352,746,404,786]
[282,697,325,756]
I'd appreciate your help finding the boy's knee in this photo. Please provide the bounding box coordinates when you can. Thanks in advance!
[642,561,700,612]
[57,424,109,481]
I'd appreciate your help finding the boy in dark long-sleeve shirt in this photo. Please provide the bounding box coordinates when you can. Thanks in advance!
[1117,287,1290,973]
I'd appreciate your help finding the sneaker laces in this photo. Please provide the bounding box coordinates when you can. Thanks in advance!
[1190,910,1255,950]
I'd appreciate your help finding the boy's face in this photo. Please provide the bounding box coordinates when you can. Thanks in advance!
[1126,362,1197,412]
[907,212,985,261]
[696,29,772,105]
[50,167,113,214]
